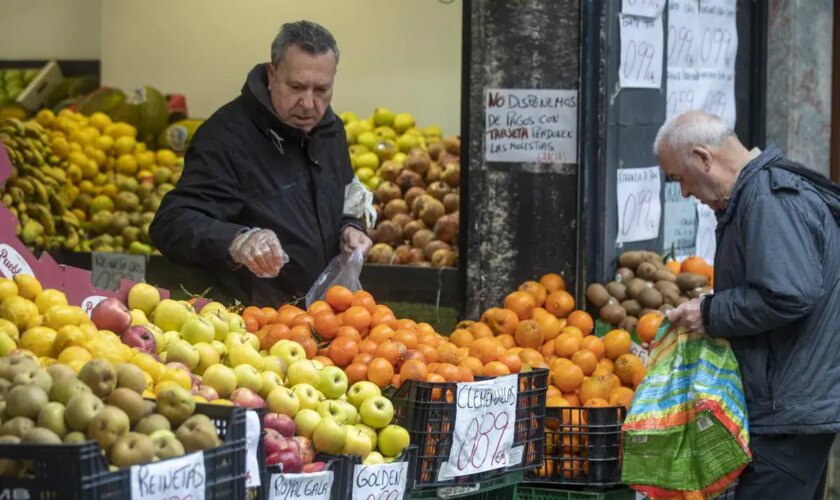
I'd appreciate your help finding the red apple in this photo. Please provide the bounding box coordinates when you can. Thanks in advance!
[231,388,265,409]
[293,436,315,464]
[121,325,156,353]
[193,384,219,401]
[264,428,288,456]
[91,297,131,334]
[263,412,296,438]
[302,461,327,473]
[271,449,303,473]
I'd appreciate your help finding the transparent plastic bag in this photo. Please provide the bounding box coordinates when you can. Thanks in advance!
[305,248,365,308]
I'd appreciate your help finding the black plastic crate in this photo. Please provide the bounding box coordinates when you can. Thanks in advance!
[518,484,636,500]
[524,406,626,487]
[389,368,548,488]
[410,470,523,499]
[0,402,247,499]
[266,453,360,500]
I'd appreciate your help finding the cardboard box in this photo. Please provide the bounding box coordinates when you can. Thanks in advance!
[17,61,64,111]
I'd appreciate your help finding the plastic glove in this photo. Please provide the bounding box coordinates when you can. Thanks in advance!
[666,297,705,333]
[340,225,373,257]
[229,228,289,278]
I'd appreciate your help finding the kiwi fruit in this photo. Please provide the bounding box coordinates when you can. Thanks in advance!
[599,304,627,325]
[676,273,708,292]
[653,269,677,282]
[619,316,638,333]
[639,287,664,308]
[621,299,642,317]
[662,290,681,306]
[655,280,681,296]
[640,308,658,317]
[639,251,663,265]
[659,304,675,313]
[625,278,649,300]
[585,284,610,308]
[605,282,627,301]
[675,296,689,306]
[636,262,659,280]
[618,251,643,271]
[615,267,634,283]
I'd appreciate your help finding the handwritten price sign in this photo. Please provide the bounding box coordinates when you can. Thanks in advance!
[622,0,666,18]
[245,410,261,487]
[619,14,663,89]
[616,167,662,244]
[92,251,146,291]
[440,374,518,478]
[352,461,408,500]
[270,470,333,500]
[130,451,205,500]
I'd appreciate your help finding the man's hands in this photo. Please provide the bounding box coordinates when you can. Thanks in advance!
[230,228,288,278]
[340,225,373,256]
[666,297,706,333]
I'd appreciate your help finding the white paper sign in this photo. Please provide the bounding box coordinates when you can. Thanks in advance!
[667,0,701,68]
[0,244,34,279]
[484,89,578,163]
[245,410,261,487]
[622,0,666,18]
[619,14,663,89]
[82,295,108,317]
[666,68,735,126]
[695,202,717,265]
[616,167,663,243]
[130,451,205,500]
[663,182,697,258]
[441,374,518,478]
[697,0,738,71]
[270,470,333,500]
[352,461,408,500]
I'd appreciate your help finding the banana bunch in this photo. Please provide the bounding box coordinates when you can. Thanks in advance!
[0,118,82,251]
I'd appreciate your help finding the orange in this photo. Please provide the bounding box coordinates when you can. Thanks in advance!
[583,398,610,408]
[593,358,615,376]
[579,375,614,404]
[482,361,511,377]
[632,365,647,387]
[497,334,516,350]
[603,329,632,360]
[561,326,584,342]
[518,348,545,368]
[518,281,548,307]
[343,306,372,333]
[546,396,570,408]
[550,357,573,372]
[371,311,398,329]
[534,312,563,341]
[373,304,394,315]
[261,307,279,325]
[427,373,447,400]
[435,363,461,382]
[291,314,315,329]
[514,320,544,349]
[393,330,419,350]
[614,353,645,386]
[417,344,439,364]
[539,273,566,292]
[391,374,402,388]
[350,290,377,314]
[459,356,484,375]
[469,322,494,339]
[396,319,418,332]
[541,339,556,359]
[547,385,562,399]
[417,323,436,336]
[544,290,575,318]
[313,311,340,340]
[637,312,665,343]
[312,355,334,366]
[359,339,378,355]
[580,336,605,360]
[553,333,581,358]
[562,392,581,407]
[449,328,474,348]
[325,285,353,312]
[470,337,501,365]
[345,363,368,384]
[504,291,536,320]
[299,338,318,359]
[481,308,520,336]
[288,325,313,345]
[609,386,635,409]
[307,300,333,316]
[566,311,594,336]
[551,362,584,392]
[681,256,711,278]
[457,346,471,360]
[436,343,460,365]
[336,326,362,342]
[367,357,395,388]
[374,341,406,366]
[243,315,259,333]
[665,260,681,274]
[369,324,395,344]
[243,306,266,327]
[497,352,523,373]
[326,336,360,367]
[353,352,374,365]
[277,305,306,326]
[458,366,475,382]
[570,349,598,376]
[400,359,429,382]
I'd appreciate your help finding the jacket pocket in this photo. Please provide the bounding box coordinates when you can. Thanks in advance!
[733,337,773,403]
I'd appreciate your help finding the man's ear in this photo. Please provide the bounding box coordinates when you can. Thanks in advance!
[266,62,275,88]
[692,146,712,171]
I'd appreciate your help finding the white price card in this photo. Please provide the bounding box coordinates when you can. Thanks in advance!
[352,461,408,500]
[130,451,205,500]
[697,0,738,71]
[662,182,697,258]
[622,0,666,18]
[440,374,518,478]
[484,89,578,164]
[616,167,662,244]
[619,14,664,89]
[667,0,701,68]
[245,410,261,487]
[695,202,717,265]
[270,470,333,500]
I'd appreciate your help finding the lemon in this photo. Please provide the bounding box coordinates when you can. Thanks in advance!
[79,321,99,338]
[19,326,57,357]
[0,332,15,356]
[70,129,95,147]
[135,142,147,153]
[14,275,42,300]
[46,305,88,330]
[69,142,82,153]
[101,183,119,198]
[156,149,178,168]
[58,345,92,365]
[35,289,68,314]
[1,295,39,330]
[94,134,114,153]
[157,368,192,390]
[143,371,154,391]
[54,324,87,351]
[116,154,138,175]
[68,151,89,169]
[154,380,182,394]
[114,136,137,155]
[142,389,156,399]
[68,359,85,373]
[88,148,106,167]
[81,159,99,180]
[0,278,18,301]
[90,112,112,131]
[131,351,165,382]
[78,180,96,194]
[112,122,137,140]
[210,399,233,406]
[136,151,155,170]
[35,109,55,127]
[52,137,70,158]
[0,318,19,341]
[39,357,56,367]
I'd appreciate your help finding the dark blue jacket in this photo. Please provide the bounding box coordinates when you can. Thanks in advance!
[701,146,840,434]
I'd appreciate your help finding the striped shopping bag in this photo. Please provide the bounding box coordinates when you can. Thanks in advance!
[621,321,751,499]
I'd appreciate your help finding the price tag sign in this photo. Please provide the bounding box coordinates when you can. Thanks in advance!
[616,167,662,244]
[352,461,408,500]
[622,0,666,18]
[245,410,261,487]
[695,202,717,265]
[92,251,146,291]
[619,14,664,89]
[270,470,333,500]
[440,374,518,478]
[130,451,205,500]
[663,182,697,258]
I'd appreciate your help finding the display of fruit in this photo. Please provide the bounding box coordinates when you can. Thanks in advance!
[584,251,714,334]
[0,110,183,253]
[0,352,222,474]
[340,108,460,268]
[0,69,39,104]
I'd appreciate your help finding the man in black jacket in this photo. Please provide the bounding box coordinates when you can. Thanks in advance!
[656,111,840,500]
[151,21,371,306]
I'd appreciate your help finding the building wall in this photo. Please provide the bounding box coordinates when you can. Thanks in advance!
[0,0,102,60]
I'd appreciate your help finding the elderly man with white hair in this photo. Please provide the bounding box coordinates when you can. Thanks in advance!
[655,111,840,500]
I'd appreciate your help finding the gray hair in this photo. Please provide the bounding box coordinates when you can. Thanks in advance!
[271,21,340,66]
[653,111,735,164]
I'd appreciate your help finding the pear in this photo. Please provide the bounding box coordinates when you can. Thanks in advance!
[79,359,117,398]
[107,388,153,426]
[6,385,48,420]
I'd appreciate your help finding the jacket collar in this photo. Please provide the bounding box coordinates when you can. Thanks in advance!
[240,63,339,142]
[717,144,784,225]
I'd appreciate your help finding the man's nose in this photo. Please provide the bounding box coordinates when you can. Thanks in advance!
[300,90,315,110]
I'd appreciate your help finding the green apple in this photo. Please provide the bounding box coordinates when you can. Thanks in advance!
[261,355,285,377]
[0,332,15,356]
[203,311,229,341]
[128,283,161,315]
[243,332,260,351]
[130,309,149,326]
[227,314,246,333]
[396,133,419,153]
[37,401,68,438]
[393,113,415,134]
[294,408,322,439]
[210,340,227,357]
[165,339,199,371]
[360,396,394,429]
[355,423,378,450]
[378,425,410,456]
[312,417,346,455]
[193,342,220,375]
[162,330,181,350]
[347,381,382,409]
[153,299,191,332]
[392,152,407,165]
[286,360,320,387]
[311,359,325,370]
[180,316,215,345]
[342,427,373,459]
[144,324,165,353]
[291,383,321,411]
[234,364,263,393]
[317,400,353,425]
[258,371,283,400]
[202,364,237,399]
[357,131,378,152]
[272,341,307,370]
[156,386,195,426]
[364,451,385,465]
[372,108,395,127]
[198,302,227,317]
[266,387,300,417]
[318,366,348,400]
[227,345,264,370]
